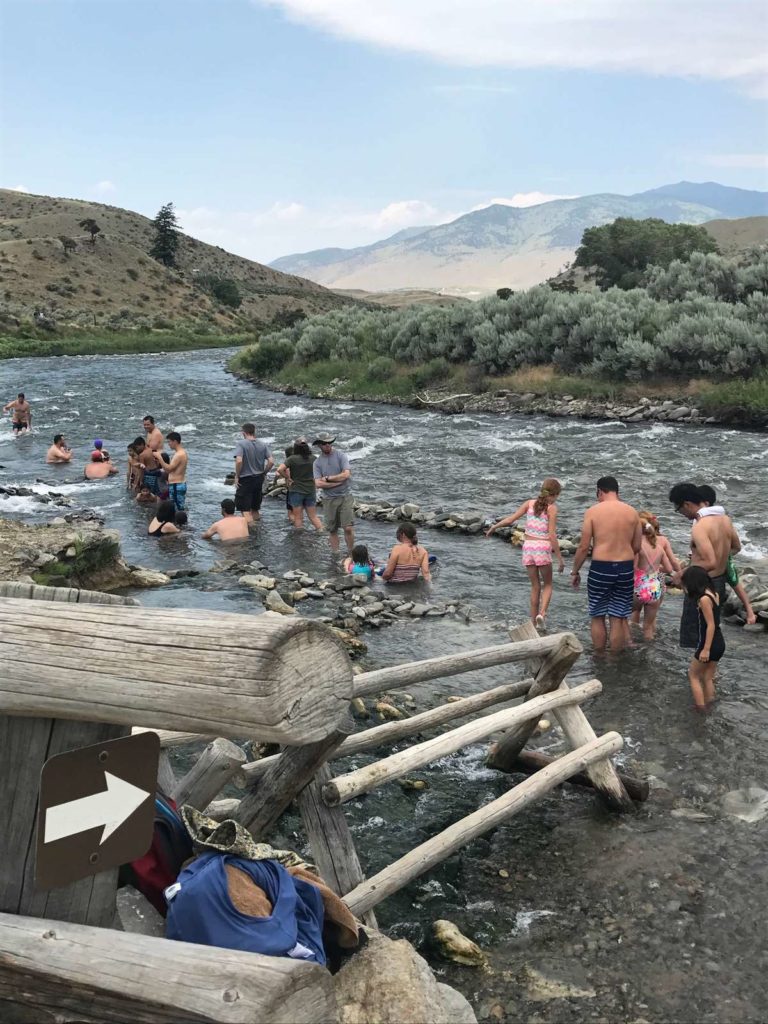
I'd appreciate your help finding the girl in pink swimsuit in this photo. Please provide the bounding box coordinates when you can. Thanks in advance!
[485,478,565,627]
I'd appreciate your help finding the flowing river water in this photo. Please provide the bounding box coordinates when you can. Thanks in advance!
[1,348,767,1022]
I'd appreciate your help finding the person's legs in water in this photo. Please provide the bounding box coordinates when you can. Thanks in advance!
[734,581,757,624]
[702,661,717,706]
[688,656,707,709]
[591,616,608,651]
[641,600,661,640]
[609,616,629,651]
[538,563,554,620]
[526,565,541,622]
[307,503,324,531]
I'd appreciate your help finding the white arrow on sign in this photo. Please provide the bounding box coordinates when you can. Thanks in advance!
[44,771,150,846]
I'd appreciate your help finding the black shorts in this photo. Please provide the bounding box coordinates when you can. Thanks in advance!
[12,421,26,433]
[680,573,726,649]
[235,473,265,513]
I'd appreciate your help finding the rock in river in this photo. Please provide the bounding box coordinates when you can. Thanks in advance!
[432,920,486,967]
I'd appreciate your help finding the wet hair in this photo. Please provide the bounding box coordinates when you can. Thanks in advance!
[132,436,146,450]
[351,544,371,566]
[143,415,155,425]
[18,393,24,399]
[175,511,188,527]
[293,440,312,459]
[221,498,236,514]
[397,522,419,546]
[156,500,177,524]
[138,484,150,493]
[242,422,256,435]
[698,485,717,505]
[53,433,64,445]
[596,476,619,495]
[166,431,181,445]
[682,565,713,603]
[668,483,703,507]
[639,511,658,547]
[533,477,561,516]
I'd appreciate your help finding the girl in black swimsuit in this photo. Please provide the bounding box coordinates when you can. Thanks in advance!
[148,499,180,537]
[682,566,725,710]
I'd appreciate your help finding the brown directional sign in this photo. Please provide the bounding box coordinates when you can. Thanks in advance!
[36,731,160,890]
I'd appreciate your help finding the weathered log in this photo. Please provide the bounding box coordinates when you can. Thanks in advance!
[240,677,534,784]
[0,911,337,1024]
[323,680,602,807]
[297,763,377,929]
[237,730,349,838]
[486,632,582,771]
[204,798,243,822]
[343,732,624,917]
[0,715,125,927]
[551,684,634,812]
[0,582,139,606]
[156,750,177,796]
[510,750,649,802]
[0,602,353,743]
[353,634,562,698]
[171,738,247,810]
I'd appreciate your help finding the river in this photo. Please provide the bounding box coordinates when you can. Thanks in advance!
[2,348,767,1023]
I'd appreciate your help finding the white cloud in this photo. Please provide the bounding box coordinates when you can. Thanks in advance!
[705,153,768,169]
[260,0,768,95]
[10,185,30,193]
[95,180,117,194]
[472,192,579,210]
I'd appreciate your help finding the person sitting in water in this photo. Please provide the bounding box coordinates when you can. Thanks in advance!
[343,543,376,580]
[201,498,249,541]
[136,485,156,504]
[175,510,188,528]
[148,499,180,536]
[46,433,72,464]
[92,438,110,462]
[84,451,118,480]
[381,523,431,584]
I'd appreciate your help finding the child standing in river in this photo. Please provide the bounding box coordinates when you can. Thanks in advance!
[681,565,726,710]
[485,478,565,628]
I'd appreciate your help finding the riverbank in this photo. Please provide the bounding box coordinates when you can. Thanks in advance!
[0,330,248,360]
[230,356,768,430]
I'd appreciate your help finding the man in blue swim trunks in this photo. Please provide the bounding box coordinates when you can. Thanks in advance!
[571,476,642,651]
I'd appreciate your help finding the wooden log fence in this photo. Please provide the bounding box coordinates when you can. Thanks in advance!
[0,586,641,1023]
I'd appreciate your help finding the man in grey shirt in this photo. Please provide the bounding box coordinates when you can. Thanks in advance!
[313,433,355,553]
[234,423,274,525]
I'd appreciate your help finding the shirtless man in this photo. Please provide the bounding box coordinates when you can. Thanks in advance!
[46,433,72,464]
[4,393,31,433]
[201,498,249,541]
[84,451,118,480]
[143,415,165,453]
[165,431,188,511]
[571,475,642,651]
[668,482,742,652]
[133,437,163,496]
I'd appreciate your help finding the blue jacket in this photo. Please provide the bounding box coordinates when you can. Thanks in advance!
[166,853,326,965]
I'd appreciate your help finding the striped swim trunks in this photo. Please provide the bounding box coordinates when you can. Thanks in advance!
[587,559,634,619]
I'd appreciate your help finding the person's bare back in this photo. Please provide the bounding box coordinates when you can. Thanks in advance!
[587,499,641,561]
[210,515,249,540]
[691,514,737,576]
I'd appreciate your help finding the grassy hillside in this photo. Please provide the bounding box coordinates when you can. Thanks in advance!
[332,288,470,308]
[703,216,768,254]
[0,190,353,339]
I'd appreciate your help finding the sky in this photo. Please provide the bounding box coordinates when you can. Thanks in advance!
[1,0,767,263]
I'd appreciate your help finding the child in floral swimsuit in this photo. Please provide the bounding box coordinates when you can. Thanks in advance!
[485,478,565,627]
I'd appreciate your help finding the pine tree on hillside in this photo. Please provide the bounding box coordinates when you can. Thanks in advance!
[149,202,181,267]
[78,218,101,245]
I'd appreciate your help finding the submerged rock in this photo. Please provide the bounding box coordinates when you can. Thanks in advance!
[432,920,486,967]
[265,590,296,615]
[522,962,596,1001]
[721,787,768,823]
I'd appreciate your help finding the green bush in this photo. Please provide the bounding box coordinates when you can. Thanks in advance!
[409,357,451,388]
[366,356,396,382]
[235,337,294,377]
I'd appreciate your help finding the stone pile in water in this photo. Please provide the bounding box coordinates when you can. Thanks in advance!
[263,478,579,552]
[723,568,768,634]
[210,556,474,640]
[0,484,72,508]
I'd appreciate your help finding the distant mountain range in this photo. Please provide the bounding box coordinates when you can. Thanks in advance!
[270,182,768,296]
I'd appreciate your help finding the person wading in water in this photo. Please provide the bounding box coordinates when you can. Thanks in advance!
[571,476,642,652]
[485,478,565,628]
[4,392,31,433]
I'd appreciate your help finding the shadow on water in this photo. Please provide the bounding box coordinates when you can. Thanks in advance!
[1,349,767,1021]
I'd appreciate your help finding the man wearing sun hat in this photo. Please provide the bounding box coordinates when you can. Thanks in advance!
[313,433,354,554]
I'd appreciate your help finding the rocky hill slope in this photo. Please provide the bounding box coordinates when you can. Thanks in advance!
[0,190,352,333]
[270,181,768,296]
